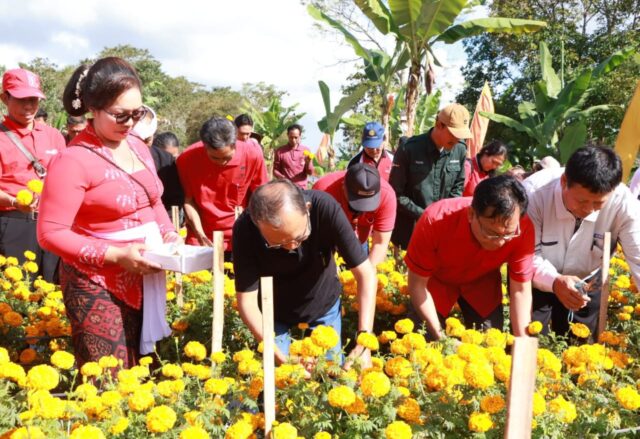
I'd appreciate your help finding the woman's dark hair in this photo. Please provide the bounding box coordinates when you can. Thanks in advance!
[472,175,528,220]
[565,145,622,194]
[478,139,508,159]
[153,132,180,150]
[63,57,142,116]
[200,117,236,149]
[234,113,253,128]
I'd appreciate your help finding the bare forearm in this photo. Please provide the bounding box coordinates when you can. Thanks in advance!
[353,260,376,332]
[183,199,205,235]
[368,231,391,266]
[408,271,442,339]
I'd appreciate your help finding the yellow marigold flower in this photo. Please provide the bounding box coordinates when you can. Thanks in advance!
[23,261,38,273]
[162,363,184,379]
[70,425,105,439]
[549,396,577,423]
[480,395,505,414]
[225,420,254,439]
[15,189,33,206]
[98,355,119,369]
[238,358,261,375]
[464,361,495,389]
[80,361,102,377]
[461,329,483,345]
[615,275,631,289]
[6,256,18,266]
[314,433,331,439]
[532,392,546,416]
[273,422,298,439]
[139,356,153,366]
[27,179,43,194]
[402,332,427,350]
[75,383,98,399]
[357,332,379,351]
[204,378,229,395]
[385,420,412,439]
[26,364,59,390]
[0,347,9,365]
[101,390,122,407]
[468,412,493,432]
[310,325,339,350]
[570,322,591,338]
[618,312,632,321]
[378,330,397,344]
[10,426,46,439]
[4,266,23,282]
[385,356,413,378]
[180,425,209,439]
[616,386,640,410]
[146,405,177,433]
[233,349,254,362]
[361,371,391,398]
[483,328,507,347]
[445,317,465,337]
[397,397,422,423]
[327,385,356,408]
[527,321,543,335]
[211,351,226,364]
[0,362,26,383]
[110,417,129,435]
[128,389,155,412]
[394,318,414,334]
[184,341,207,361]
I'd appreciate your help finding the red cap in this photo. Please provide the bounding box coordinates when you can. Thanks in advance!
[2,69,46,99]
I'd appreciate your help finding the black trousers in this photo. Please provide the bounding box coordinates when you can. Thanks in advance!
[0,213,59,283]
[531,287,601,340]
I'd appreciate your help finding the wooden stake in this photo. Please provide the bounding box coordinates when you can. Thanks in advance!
[171,206,184,307]
[597,232,612,340]
[261,276,276,438]
[505,336,539,439]
[211,231,225,353]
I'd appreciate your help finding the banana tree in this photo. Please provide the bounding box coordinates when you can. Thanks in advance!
[310,1,547,137]
[480,42,635,163]
[316,80,369,170]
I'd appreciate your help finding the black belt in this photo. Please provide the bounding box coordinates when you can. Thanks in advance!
[0,210,38,220]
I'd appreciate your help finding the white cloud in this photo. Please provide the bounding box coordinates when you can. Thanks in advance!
[50,31,90,52]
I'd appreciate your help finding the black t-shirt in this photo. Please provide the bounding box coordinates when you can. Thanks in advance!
[151,146,185,210]
[232,190,367,324]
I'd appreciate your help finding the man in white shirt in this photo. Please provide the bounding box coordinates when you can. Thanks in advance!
[525,146,640,338]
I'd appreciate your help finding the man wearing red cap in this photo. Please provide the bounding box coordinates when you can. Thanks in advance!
[390,103,470,250]
[0,68,65,281]
[313,163,396,266]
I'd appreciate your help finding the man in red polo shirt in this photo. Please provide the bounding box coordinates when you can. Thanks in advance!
[313,163,396,266]
[347,122,394,181]
[176,117,267,253]
[406,175,534,339]
[273,124,314,188]
[0,68,65,282]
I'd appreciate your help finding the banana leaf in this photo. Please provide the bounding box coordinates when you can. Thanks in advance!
[434,17,547,44]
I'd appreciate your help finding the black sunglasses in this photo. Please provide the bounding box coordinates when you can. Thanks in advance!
[103,107,148,124]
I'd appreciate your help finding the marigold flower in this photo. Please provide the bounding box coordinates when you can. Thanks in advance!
[3,311,23,327]
[385,356,413,378]
[527,321,543,335]
[548,395,577,423]
[464,361,495,389]
[10,426,46,439]
[19,348,37,364]
[225,420,254,439]
[162,363,184,379]
[618,312,632,321]
[327,385,356,408]
[110,417,129,435]
[23,261,38,273]
[615,386,640,410]
[128,389,155,412]
[180,425,209,439]
[27,179,43,194]
[4,266,23,282]
[310,325,339,350]
[273,422,298,439]
[397,397,422,423]
[75,383,98,399]
[204,378,229,395]
[385,420,412,439]
[15,189,33,206]
[26,364,59,390]
[101,390,122,407]
[211,351,226,364]
[184,341,207,361]
[80,361,102,377]
[0,347,9,365]
[361,371,391,398]
[70,425,105,439]
[468,412,493,432]
[357,332,379,351]
[98,355,119,369]
[394,318,414,334]
[480,395,505,414]
[378,330,397,344]
[146,405,177,433]
[233,349,254,362]
[314,432,331,439]
[570,322,591,338]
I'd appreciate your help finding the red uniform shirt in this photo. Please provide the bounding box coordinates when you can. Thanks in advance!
[463,156,490,197]
[0,117,65,211]
[273,143,314,188]
[37,123,174,309]
[313,171,396,243]
[350,149,394,182]
[176,140,267,250]
[405,197,534,318]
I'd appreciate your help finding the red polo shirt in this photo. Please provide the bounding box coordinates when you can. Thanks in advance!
[273,143,314,188]
[313,171,396,243]
[0,117,66,211]
[463,156,490,197]
[405,197,534,318]
[176,140,268,250]
[355,150,394,182]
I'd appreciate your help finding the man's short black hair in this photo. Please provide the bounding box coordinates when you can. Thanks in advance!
[472,175,528,219]
[153,131,179,149]
[35,108,47,121]
[234,113,253,128]
[287,124,303,134]
[565,145,622,194]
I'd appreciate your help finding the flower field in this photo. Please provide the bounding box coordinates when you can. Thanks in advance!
[1,250,640,438]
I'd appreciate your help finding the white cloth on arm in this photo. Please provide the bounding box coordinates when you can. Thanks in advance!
[81,221,171,354]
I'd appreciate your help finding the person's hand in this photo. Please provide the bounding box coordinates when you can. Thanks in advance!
[195,231,213,247]
[344,345,371,371]
[115,244,162,275]
[553,275,590,311]
[163,231,184,245]
[14,198,37,213]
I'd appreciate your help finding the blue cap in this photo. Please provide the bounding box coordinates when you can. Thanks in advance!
[361,122,384,148]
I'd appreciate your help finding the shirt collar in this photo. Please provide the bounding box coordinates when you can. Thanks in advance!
[2,116,42,136]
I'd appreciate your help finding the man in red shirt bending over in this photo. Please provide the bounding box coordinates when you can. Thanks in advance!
[273,124,314,188]
[406,175,534,339]
[313,163,396,266]
[176,117,267,255]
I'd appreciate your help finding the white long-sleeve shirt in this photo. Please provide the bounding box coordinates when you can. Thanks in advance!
[525,168,640,292]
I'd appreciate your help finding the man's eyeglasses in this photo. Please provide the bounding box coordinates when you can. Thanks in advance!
[477,218,521,241]
[103,107,147,125]
[263,213,312,250]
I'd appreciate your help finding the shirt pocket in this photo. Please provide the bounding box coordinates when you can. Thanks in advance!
[444,161,461,185]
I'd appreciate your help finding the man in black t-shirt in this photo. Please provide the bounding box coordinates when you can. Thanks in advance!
[232,179,377,367]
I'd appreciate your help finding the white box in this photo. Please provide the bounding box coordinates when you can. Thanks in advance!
[144,244,214,274]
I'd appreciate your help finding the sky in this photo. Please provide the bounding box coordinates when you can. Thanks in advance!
[0,0,482,150]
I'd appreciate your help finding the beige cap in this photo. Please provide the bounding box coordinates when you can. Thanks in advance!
[437,103,472,139]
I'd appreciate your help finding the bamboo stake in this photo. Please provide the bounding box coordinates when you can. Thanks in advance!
[211,231,225,353]
[596,232,612,340]
[505,336,539,439]
[261,276,276,438]
[171,206,184,307]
